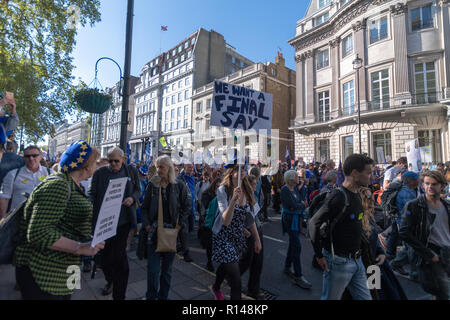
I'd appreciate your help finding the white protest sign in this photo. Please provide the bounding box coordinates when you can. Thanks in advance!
[91,177,128,247]
[405,139,422,173]
[376,147,385,164]
[420,146,432,163]
[194,151,203,164]
[211,80,273,131]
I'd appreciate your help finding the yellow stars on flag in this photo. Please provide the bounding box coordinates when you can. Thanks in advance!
[80,151,87,156]
[63,165,69,172]
[80,144,88,151]
[77,156,84,163]
[69,162,78,169]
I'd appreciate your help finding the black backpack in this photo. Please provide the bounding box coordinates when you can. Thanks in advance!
[380,180,403,217]
[0,175,70,265]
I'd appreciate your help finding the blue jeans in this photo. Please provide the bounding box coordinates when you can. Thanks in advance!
[284,230,302,277]
[146,241,176,300]
[321,249,372,300]
[386,220,399,257]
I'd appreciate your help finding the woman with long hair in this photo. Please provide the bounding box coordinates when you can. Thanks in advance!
[210,165,262,300]
[343,187,407,300]
[141,155,191,300]
[198,177,221,271]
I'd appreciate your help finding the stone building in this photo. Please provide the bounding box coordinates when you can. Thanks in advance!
[191,53,296,163]
[289,0,450,164]
[129,28,253,160]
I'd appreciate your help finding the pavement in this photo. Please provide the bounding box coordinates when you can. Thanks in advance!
[0,206,432,300]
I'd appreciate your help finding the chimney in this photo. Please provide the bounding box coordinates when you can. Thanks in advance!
[275,52,285,67]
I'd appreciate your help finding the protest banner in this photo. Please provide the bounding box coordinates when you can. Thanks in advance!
[405,139,422,173]
[211,80,273,131]
[419,146,432,163]
[91,177,128,247]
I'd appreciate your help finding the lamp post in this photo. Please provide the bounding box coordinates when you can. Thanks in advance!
[119,0,134,152]
[353,54,363,154]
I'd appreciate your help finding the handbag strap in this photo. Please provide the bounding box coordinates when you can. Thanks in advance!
[158,187,163,229]
[159,185,182,231]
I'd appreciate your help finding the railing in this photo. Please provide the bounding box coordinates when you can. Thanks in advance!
[292,91,444,127]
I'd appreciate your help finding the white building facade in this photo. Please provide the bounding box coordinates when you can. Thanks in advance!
[129,28,253,160]
[289,0,450,164]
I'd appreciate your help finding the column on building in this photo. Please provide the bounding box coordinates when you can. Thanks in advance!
[440,0,450,99]
[294,54,305,122]
[329,37,341,118]
[390,3,412,103]
[304,50,314,123]
[352,20,367,110]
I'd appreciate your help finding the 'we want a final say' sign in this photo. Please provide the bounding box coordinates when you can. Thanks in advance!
[211,80,273,131]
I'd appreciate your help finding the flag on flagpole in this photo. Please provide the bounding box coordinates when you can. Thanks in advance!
[161,25,168,31]
[285,146,290,169]
[145,141,151,161]
[126,143,131,165]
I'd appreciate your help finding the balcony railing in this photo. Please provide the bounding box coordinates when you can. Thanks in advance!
[292,91,444,127]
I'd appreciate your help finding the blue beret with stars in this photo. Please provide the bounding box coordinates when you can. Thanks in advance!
[59,140,92,173]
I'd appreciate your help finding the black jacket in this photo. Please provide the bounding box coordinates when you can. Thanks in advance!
[399,195,450,264]
[141,175,191,230]
[89,164,141,229]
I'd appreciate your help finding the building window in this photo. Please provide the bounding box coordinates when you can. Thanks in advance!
[166,97,170,106]
[415,62,437,104]
[369,16,388,44]
[171,95,175,104]
[164,123,168,131]
[371,69,390,110]
[319,0,331,8]
[178,93,182,102]
[183,119,188,128]
[170,122,174,131]
[240,61,244,69]
[196,122,201,136]
[185,90,189,99]
[185,77,190,86]
[318,91,330,121]
[343,80,355,115]
[205,119,210,131]
[411,4,433,31]
[171,109,175,119]
[232,56,236,64]
[184,105,189,115]
[187,51,192,59]
[342,34,353,57]
[196,102,202,113]
[316,12,329,26]
[316,49,329,70]
[177,107,181,117]
[418,129,442,163]
[231,68,235,74]
[317,139,330,162]
[165,111,168,121]
[172,83,176,91]
[372,132,392,163]
[206,99,211,110]
[342,135,354,160]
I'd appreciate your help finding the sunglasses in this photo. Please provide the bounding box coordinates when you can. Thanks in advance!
[24,154,40,158]
[109,159,121,164]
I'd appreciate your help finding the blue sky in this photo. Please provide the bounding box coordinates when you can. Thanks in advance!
[71,0,309,89]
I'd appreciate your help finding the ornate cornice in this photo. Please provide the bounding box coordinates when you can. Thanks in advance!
[290,0,390,52]
[389,2,408,16]
[352,19,367,32]
[329,37,341,48]
[294,50,313,63]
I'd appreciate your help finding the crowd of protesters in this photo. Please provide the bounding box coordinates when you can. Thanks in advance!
[1,126,449,300]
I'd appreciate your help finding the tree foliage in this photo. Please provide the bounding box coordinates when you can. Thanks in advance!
[0,0,101,142]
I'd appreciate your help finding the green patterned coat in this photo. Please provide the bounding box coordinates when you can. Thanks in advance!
[13,172,92,296]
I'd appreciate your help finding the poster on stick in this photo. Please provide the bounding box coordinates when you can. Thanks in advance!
[211,80,272,131]
[91,177,128,247]
[405,139,422,173]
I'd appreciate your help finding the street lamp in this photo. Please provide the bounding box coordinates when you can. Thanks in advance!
[353,54,363,154]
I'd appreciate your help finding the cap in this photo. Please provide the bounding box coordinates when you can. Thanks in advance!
[402,171,419,181]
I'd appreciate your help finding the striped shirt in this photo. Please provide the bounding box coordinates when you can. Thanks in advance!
[13,172,92,296]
